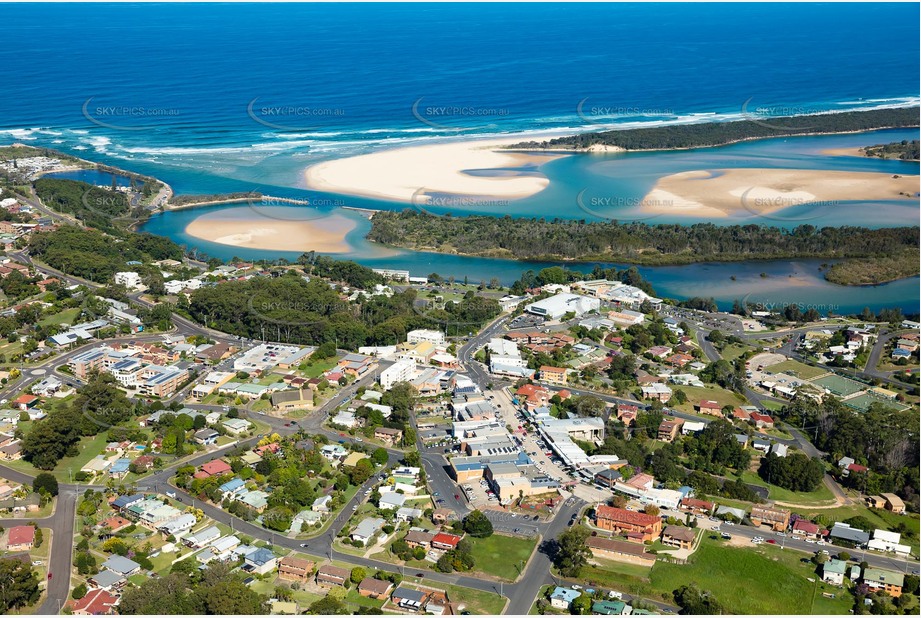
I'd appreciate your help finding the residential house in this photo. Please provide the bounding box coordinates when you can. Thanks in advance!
[750,412,774,429]
[881,493,905,515]
[404,530,435,549]
[822,559,847,586]
[829,522,870,547]
[431,532,462,550]
[863,568,904,597]
[592,600,632,615]
[791,519,826,541]
[374,427,403,444]
[750,505,791,532]
[679,498,714,516]
[358,577,394,599]
[194,429,219,445]
[549,587,581,610]
[101,555,141,576]
[6,525,35,551]
[585,536,656,567]
[392,587,428,611]
[195,459,232,479]
[278,556,315,582]
[697,400,723,417]
[657,418,683,443]
[88,569,127,592]
[661,525,695,550]
[316,564,351,587]
[351,517,385,546]
[72,589,119,616]
[243,547,277,575]
[594,506,662,542]
[539,365,568,385]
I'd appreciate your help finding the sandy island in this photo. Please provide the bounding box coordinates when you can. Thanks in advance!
[185,208,356,253]
[641,168,918,218]
[821,147,868,158]
[304,137,565,203]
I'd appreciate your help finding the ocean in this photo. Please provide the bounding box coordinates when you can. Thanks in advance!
[1,2,919,312]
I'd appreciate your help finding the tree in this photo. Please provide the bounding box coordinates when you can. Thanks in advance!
[32,473,59,497]
[71,583,88,600]
[571,593,593,615]
[307,596,348,614]
[350,567,366,584]
[554,525,592,577]
[673,584,724,615]
[643,504,660,517]
[462,510,494,538]
[371,448,388,466]
[198,579,270,614]
[0,558,40,611]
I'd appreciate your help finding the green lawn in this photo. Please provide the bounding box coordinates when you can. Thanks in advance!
[467,533,538,580]
[302,359,336,378]
[765,359,828,380]
[401,575,507,615]
[720,343,753,361]
[4,432,111,483]
[670,384,748,414]
[739,471,836,506]
[580,537,853,614]
[37,307,81,328]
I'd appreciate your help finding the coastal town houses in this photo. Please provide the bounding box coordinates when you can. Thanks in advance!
[278,556,315,582]
[750,505,791,532]
[593,505,662,542]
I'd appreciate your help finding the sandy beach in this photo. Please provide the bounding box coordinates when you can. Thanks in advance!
[640,168,918,218]
[822,147,867,158]
[304,137,565,203]
[185,208,356,252]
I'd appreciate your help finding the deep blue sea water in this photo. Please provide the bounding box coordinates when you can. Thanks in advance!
[1,3,919,312]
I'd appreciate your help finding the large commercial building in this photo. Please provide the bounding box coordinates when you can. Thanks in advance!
[525,293,600,320]
[379,359,416,390]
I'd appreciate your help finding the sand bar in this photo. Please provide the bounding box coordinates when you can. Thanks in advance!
[185,207,356,252]
[641,168,918,218]
[304,137,564,203]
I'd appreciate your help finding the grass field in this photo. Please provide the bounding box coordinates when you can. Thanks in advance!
[670,384,748,415]
[401,575,508,615]
[720,343,754,361]
[739,471,836,506]
[467,533,538,580]
[4,432,111,483]
[766,359,828,380]
[37,307,81,328]
[580,536,853,614]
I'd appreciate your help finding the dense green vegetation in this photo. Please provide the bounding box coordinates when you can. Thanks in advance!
[758,451,825,492]
[0,558,41,612]
[509,107,919,151]
[34,177,132,232]
[169,191,260,206]
[824,248,920,285]
[861,139,920,161]
[187,269,500,347]
[780,398,919,510]
[368,211,919,275]
[27,225,184,283]
[118,562,269,614]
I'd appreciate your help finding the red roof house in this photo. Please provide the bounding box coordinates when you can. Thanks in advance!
[750,412,774,429]
[7,525,36,550]
[197,459,232,478]
[72,589,119,615]
[431,532,461,550]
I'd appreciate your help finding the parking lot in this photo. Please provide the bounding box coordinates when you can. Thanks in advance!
[507,313,546,330]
